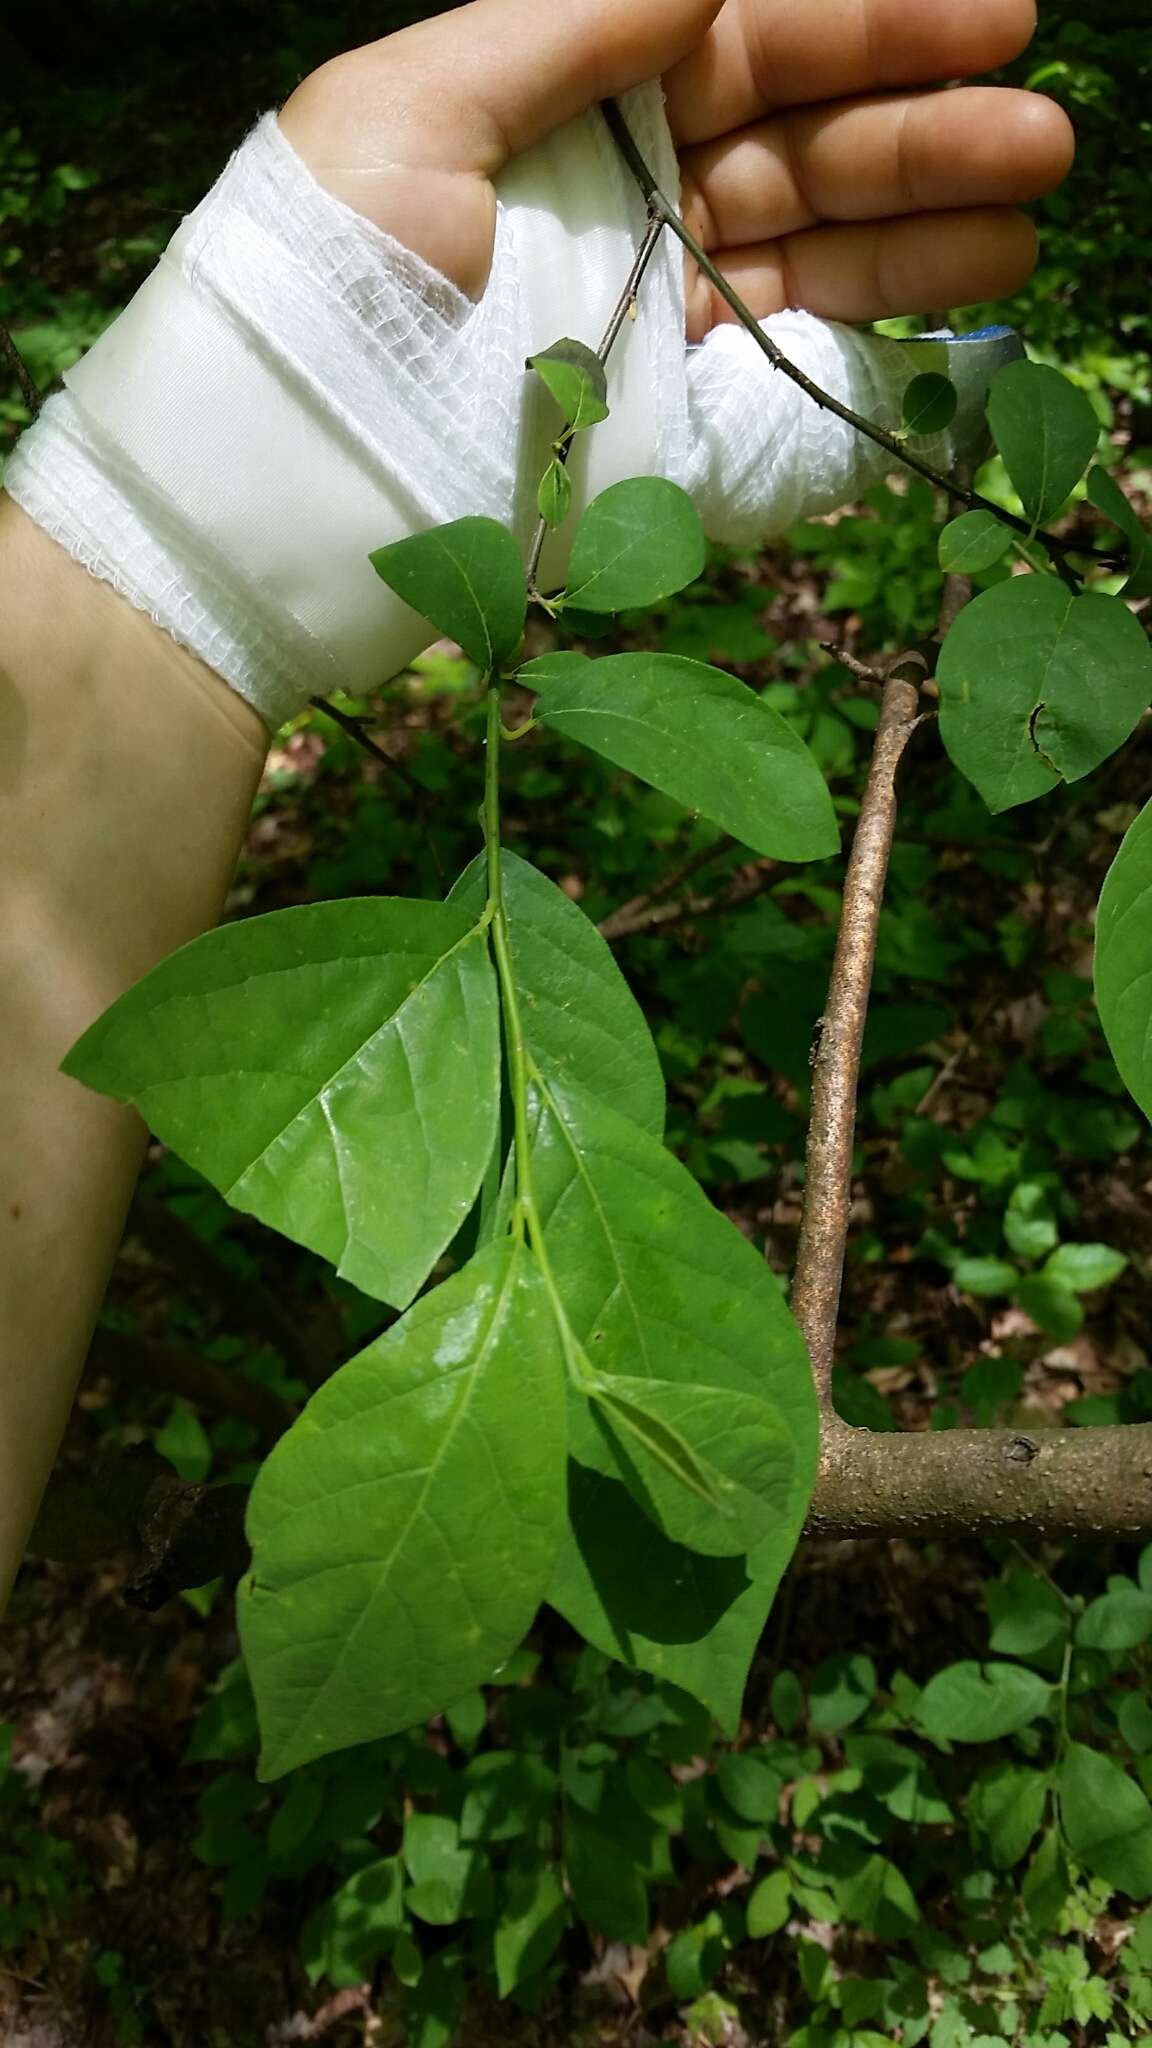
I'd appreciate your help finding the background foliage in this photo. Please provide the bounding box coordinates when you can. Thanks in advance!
[2,2,1152,2044]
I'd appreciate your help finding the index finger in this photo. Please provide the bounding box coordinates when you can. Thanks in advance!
[664,0,1039,145]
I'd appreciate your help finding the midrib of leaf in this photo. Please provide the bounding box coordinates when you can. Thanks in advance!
[260,1238,524,1733]
[530,1072,652,1382]
[442,537,494,667]
[228,916,489,1202]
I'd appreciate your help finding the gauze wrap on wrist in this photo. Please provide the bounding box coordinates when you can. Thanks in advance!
[5,81,1022,731]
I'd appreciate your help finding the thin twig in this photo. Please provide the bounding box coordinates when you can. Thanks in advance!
[311,693,444,882]
[598,857,777,940]
[789,656,926,1412]
[600,100,1093,579]
[598,831,734,935]
[0,318,41,420]
[525,207,666,593]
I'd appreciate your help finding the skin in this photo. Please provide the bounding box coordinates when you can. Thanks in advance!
[0,0,1073,1604]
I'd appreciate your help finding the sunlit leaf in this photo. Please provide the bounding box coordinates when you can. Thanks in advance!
[1096,797,1152,1122]
[562,478,706,611]
[522,650,838,861]
[937,576,1152,813]
[370,517,526,669]
[1086,465,1152,598]
[240,1239,566,1778]
[986,360,1099,524]
[1061,1743,1152,1896]
[64,900,500,1308]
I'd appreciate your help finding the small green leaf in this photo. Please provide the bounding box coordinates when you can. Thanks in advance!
[1015,1273,1083,1342]
[370,516,526,669]
[937,576,1152,814]
[562,478,706,612]
[916,1661,1051,1744]
[902,371,958,436]
[537,457,573,528]
[301,1858,405,1987]
[459,1752,557,1844]
[969,1762,1049,1868]
[1120,1695,1152,1755]
[810,1654,877,1733]
[1076,1587,1152,1651]
[240,1239,566,1778]
[63,900,500,1310]
[715,1751,782,1824]
[1044,1241,1128,1293]
[985,1571,1066,1659]
[1060,1743,1152,1897]
[586,1373,794,1559]
[832,1851,920,1936]
[527,338,609,433]
[565,1810,648,1943]
[1004,1182,1059,1260]
[953,1256,1018,1299]
[1086,465,1152,598]
[494,1864,567,1998]
[522,650,839,862]
[747,1869,792,1937]
[938,510,1014,576]
[986,360,1100,524]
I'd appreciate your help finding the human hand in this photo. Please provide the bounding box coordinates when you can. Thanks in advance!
[279,0,1074,339]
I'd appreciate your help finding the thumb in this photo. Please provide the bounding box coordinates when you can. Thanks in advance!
[311,0,724,176]
[391,0,725,170]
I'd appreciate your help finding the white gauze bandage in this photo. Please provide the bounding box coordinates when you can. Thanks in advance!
[5,81,1022,731]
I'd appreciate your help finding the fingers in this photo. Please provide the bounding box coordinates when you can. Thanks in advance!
[680,88,1074,250]
[665,0,1039,145]
[685,206,1039,337]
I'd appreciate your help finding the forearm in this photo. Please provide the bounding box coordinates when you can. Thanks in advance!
[0,495,265,1604]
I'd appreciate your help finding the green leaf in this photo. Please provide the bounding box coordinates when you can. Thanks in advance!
[1076,1588,1152,1651]
[565,1810,648,1943]
[402,1814,486,1925]
[1086,466,1152,598]
[832,1851,921,1936]
[844,1735,952,1824]
[986,360,1099,524]
[1004,1182,1059,1260]
[370,516,526,670]
[494,1864,567,1998]
[239,1240,566,1778]
[522,650,839,862]
[626,1755,684,1831]
[1022,1826,1070,1929]
[586,1373,795,1559]
[450,849,664,1135]
[810,1654,876,1734]
[985,1571,1066,1659]
[301,1858,405,1987]
[562,478,706,612]
[529,1081,818,1729]
[938,510,1013,575]
[747,1869,791,1937]
[1120,1695,1152,1755]
[1097,798,1152,1123]
[937,576,1152,814]
[527,338,609,434]
[903,371,958,436]
[953,1256,1018,1299]
[1060,1743,1152,1897]
[969,1762,1049,1868]
[459,1752,557,1844]
[665,1913,729,1997]
[64,899,499,1310]
[1044,1241,1127,1292]
[715,1751,782,1824]
[1015,1272,1083,1342]
[537,457,573,528]
[916,1661,1051,1744]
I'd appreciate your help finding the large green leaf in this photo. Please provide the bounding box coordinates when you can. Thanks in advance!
[521,651,838,861]
[937,576,1152,813]
[240,1239,566,1779]
[562,478,706,612]
[64,900,499,1310]
[986,360,1099,525]
[450,850,664,1134]
[1096,797,1152,1121]
[370,517,526,670]
[1060,1743,1152,1897]
[533,1081,819,1727]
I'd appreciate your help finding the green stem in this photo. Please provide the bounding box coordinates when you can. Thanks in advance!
[483,682,598,1383]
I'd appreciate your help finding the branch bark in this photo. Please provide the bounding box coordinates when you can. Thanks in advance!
[790,656,926,1411]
